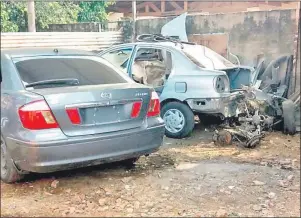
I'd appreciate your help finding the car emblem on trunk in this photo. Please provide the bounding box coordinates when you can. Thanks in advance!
[100,92,112,99]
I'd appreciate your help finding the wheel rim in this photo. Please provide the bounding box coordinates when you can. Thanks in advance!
[1,139,8,177]
[163,109,185,133]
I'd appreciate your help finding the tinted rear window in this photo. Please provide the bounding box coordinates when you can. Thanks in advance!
[14,57,127,86]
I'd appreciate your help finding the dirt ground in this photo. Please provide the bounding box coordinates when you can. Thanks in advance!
[1,124,300,217]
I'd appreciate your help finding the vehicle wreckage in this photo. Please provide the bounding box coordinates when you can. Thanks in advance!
[213,55,299,148]
[156,12,300,147]
[99,13,299,145]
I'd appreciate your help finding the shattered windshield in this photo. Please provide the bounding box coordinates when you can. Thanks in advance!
[182,45,236,70]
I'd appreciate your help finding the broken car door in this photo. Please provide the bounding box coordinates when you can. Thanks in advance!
[130,46,172,89]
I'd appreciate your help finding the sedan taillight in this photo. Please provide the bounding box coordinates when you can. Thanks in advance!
[18,100,59,130]
[147,91,160,117]
[214,75,229,93]
[131,101,142,118]
[66,108,81,124]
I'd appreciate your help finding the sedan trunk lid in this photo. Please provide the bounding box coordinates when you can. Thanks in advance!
[29,83,151,136]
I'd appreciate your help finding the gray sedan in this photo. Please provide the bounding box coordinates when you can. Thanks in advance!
[1,48,165,183]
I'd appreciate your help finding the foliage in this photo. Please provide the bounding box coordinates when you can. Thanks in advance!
[35,2,80,29]
[77,1,114,23]
[0,2,17,32]
[0,1,114,32]
[0,2,26,32]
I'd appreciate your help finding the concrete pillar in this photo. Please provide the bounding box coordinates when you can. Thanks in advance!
[27,0,36,32]
[132,0,136,42]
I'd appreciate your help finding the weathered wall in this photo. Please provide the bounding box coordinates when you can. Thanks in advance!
[44,22,123,32]
[294,12,300,94]
[45,23,102,32]
[136,9,297,66]
[188,33,229,57]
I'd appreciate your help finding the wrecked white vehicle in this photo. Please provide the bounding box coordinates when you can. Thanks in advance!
[98,35,252,138]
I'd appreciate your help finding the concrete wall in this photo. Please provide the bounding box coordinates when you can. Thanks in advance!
[294,13,300,94]
[46,23,101,32]
[136,9,297,66]
[45,22,122,32]
[1,31,123,52]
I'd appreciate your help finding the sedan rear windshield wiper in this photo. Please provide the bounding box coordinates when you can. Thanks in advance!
[25,78,79,88]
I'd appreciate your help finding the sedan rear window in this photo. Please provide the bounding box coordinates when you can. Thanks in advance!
[14,57,127,88]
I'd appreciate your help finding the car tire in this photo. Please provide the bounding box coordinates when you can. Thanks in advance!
[161,102,194,139]
[1,136,24,183]
[282,100,296,135]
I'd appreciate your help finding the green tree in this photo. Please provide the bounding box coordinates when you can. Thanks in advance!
[0,2,18,32]
[0,1,80,32]
[0,2,26,32]
[77,1,114,23]
[0,1,114,32]
[35,2,80,29]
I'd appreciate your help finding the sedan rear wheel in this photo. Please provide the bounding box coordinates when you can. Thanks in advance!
[1,136,24,183]
[161,102,194,138]
[164,109,185,134]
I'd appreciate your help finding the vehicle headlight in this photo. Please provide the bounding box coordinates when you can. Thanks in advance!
[214,75,230,93]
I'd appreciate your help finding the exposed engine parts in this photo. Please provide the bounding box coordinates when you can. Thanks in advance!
[213,110,270,148]
[212,84,297,148]
[213,112,273,148]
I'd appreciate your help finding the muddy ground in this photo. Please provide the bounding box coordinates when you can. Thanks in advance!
[1,124,300,217]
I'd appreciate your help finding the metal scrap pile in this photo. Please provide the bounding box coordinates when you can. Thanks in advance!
[213,55,300,148]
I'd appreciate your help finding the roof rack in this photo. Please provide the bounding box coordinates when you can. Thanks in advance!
[136,34,195,47]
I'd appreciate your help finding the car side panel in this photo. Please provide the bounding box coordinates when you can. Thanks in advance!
[1,55,44,144]
[1,91,45,142]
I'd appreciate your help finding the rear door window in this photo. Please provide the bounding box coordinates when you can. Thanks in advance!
[13,57,127,88]
[101,47,133,72]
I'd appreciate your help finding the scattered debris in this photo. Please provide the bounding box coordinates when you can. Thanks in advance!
[69,207,75,214]
[211,48,299,148]
[213,76,298,148]
[44,191,53,196]
[268,192,276,199]
[134,201,140,209]
[287,175,294,182]
[126,208,134,213]
[215,209,228,217]
[98,199,106,206]
[278,180,289,188]
[176,163,199,170]
[253,180,266,186]
[121,177,132,183]
[51,180,59,189]
[252,204,262,212]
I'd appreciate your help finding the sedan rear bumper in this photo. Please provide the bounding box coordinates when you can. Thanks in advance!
[6,124,165,173]
[186,92,244,117]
